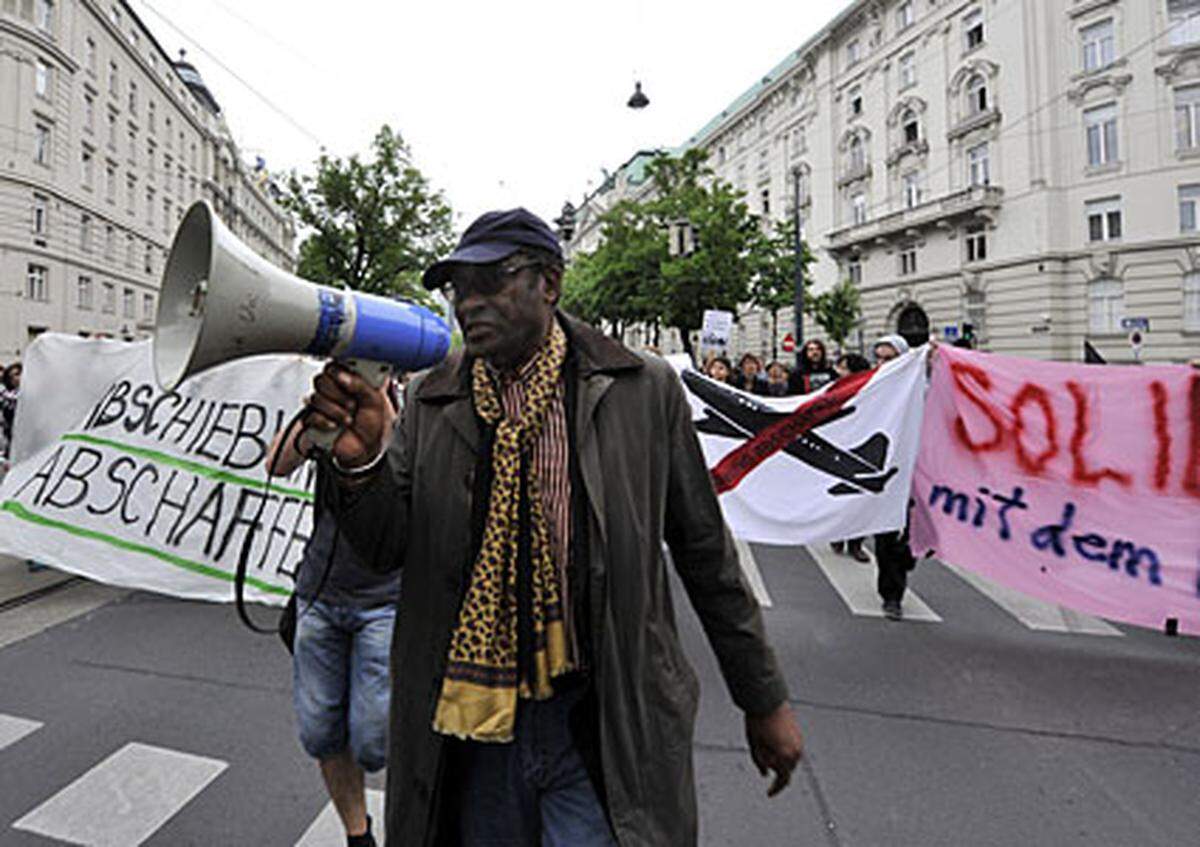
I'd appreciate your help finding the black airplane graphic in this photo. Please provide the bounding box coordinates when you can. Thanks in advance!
[681,370,898,496]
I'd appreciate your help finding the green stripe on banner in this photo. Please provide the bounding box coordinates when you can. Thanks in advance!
[61,433,313,502]
[0,500,291,597]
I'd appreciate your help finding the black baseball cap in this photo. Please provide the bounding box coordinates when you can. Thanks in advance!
[422,207,563,289]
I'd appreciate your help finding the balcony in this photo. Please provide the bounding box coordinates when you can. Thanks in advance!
[826,184,1004,253]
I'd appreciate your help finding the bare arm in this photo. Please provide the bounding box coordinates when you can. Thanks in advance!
[263,417,314,478]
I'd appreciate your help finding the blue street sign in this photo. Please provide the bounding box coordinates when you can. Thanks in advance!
[943,325,959,339]
[1120,316,1150,331]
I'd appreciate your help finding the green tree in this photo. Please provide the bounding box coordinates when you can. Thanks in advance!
[644,149,762,361]
[281,125,454,305]
[750,218,813,361]
[810,278,862,349]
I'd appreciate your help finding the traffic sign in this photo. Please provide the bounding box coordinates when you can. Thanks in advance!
[781,333,796,353]
[1120,317,1150,331]
[943,325,960,340]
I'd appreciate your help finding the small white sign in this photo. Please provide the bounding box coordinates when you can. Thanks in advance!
[700,309,733,350]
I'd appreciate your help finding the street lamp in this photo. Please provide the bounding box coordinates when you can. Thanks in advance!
[627,81,650,110]
[791,166,806,368]
[555,201,576,245]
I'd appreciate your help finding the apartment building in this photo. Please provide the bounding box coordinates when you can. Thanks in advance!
[568,0,1200,364]
[0,0,295,358]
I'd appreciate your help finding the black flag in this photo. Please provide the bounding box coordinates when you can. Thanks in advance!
[1083,340,1106,365]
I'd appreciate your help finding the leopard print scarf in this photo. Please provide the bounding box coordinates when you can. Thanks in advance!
[432,320,572,742]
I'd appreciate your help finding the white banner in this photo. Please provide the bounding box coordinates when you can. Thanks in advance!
[674,349,929,545]
[0,334,319,606]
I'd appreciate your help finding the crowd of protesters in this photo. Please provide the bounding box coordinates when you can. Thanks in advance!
[702,339,870,397]
[0,361,22,467]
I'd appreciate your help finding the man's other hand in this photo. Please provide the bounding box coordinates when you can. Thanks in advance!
[308,363,395,469]
[745,703,804,797]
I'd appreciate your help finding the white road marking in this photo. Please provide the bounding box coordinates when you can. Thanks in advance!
[0,713,43,752]
[13,742,227,846]
[944,563,1123,636]
[734,538,773,608]
[807,544,942,622]
[295,788,386,846]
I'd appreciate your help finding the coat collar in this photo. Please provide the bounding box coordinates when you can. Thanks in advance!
[415,311,643,403]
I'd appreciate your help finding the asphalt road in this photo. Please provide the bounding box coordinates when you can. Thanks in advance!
[1,544,1198,846]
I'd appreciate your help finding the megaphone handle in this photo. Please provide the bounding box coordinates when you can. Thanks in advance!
[306,357,393,452]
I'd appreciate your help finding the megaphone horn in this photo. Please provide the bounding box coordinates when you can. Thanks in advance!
[154,201,451,445]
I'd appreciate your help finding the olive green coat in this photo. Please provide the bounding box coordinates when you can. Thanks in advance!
[331,314,788,846]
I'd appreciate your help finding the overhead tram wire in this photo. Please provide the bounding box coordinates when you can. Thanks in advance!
[128,0,325,148]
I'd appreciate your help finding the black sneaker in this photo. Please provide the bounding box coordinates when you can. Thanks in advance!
[348,816,377,847]
[882,600,903,621]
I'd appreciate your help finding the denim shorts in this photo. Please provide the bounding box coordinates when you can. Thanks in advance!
[292,599,395,772]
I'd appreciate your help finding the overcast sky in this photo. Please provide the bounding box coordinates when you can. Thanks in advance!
[129,0,853,231]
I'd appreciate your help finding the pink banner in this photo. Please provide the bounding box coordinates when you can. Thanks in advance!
[911,347,1200,635]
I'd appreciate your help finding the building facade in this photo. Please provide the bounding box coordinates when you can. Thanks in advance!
[0,0,294,359]
[568,0,1200,364]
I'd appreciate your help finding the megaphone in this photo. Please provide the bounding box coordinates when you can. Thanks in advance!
[154,201,451,444]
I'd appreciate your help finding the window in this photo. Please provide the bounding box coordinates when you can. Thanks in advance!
[105,223,115,258]
[81,145,94,187]
[849,86,863,118]
[846,39,860,66]
[757,146,769,173]
[163,198,172,233]
[902,109,920,144]
[106,109,117,148]
[967,142,990,186]
[899,247,917,276]
[1168,0,1200,47]
[851,191,868,225]
[758,115,768,139]
[80,214,92,252]
[1086,197,1123,242]
[77,276,93,310]
[1180,184,1200,232]
[128,80,138,115]
[36,0,53,31]
[32,194,48,240]
[143,245,153,274]
[1085,103,1119,166]
[717,146,726,165]
[146,187,155,226]
[125,234,135,267]
[896,1,914,31]
[1088,277,1123,333]
[35,60,51,98]
[898,52,916,89]
[102,282,115,313]
[791,125,806,156]
[143,293,154,320]
[902,171,922,208]
[27,265,49,301]
[127,127,137,165]
[761,189,770,216]
[736,163,746,191]
[84,94,95,131]
[165,116,173,146]
[964,8,984,50]
[966,75,989,115]
[34,123,50,166]
[108,60,118,95]
[965,286,987,339]
[147,139,156,178]
[148,100,156,133]
[847,259,863,286]
[965,224,987,262]
[123,287,135,318]
[105,161,116,203]
[1177,84,1200,151]
[1185,271,1200,331]
[849,136,866,173]
[126,173,136,212]
[1081,19,1115,72]
[86,37,96,72]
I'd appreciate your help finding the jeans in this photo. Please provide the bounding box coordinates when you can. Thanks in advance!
[450,680,616,846]
[292,599,395,771]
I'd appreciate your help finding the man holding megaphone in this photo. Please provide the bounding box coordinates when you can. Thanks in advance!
[306,208,803,846]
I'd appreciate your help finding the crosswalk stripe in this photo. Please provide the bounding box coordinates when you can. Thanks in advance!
[944,564,1124,637]
[12,742,227,846]
[806,544,943,622]
[734,538,773,608]
[295,789,386,846]
[0,713,43,752]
